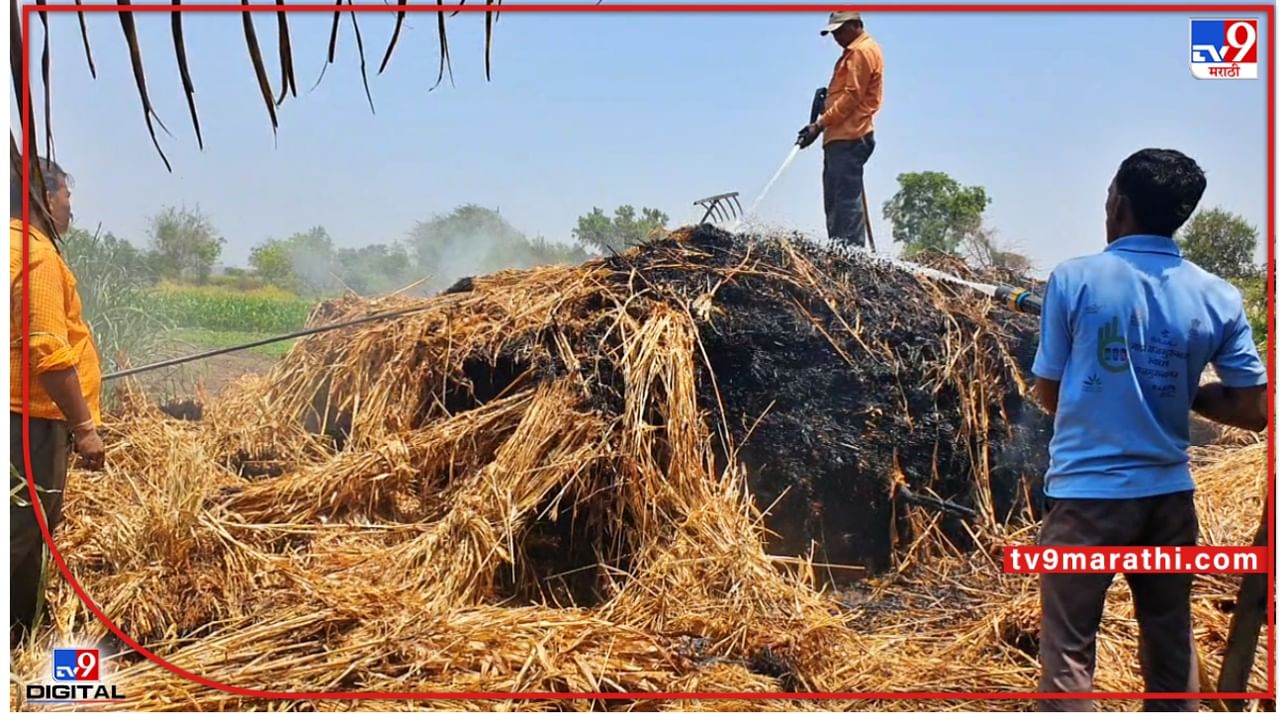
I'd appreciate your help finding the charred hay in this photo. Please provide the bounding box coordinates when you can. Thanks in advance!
[11,226,1268,711]
[278,225,1054,581]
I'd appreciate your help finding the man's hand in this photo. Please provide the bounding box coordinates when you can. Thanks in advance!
[71,425,106,470]
[1034,377,1061,415]
[796,123,822,149]
[1192,382,1267,432]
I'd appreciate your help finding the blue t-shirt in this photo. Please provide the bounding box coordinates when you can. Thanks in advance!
[1031,234,1268,499]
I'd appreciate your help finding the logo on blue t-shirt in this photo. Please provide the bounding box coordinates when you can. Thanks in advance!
[1096,316,1129,372]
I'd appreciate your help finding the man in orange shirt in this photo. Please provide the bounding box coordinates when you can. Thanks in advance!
[9,156,105,645]
[797,11,885,249]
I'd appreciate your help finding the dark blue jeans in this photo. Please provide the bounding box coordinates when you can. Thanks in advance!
[822,132,876,248]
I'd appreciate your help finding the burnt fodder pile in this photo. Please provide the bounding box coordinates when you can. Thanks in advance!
[608,228,1052,578]
[15,225,1080,710]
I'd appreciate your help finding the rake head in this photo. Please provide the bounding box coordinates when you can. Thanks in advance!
[693,191,743,225]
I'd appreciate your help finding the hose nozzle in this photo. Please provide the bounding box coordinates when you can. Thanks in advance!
[993,285,1043,316]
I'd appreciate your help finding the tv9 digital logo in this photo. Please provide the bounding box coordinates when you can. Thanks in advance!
[23,647,126,704]
[1190,18,1259,79]
[52,648,99,681]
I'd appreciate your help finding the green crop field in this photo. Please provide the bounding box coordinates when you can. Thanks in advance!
[168,328,297,360]
[143,284,315,335]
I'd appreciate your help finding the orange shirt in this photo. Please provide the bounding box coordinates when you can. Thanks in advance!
[9,219,102,424]
[819,32,884,145]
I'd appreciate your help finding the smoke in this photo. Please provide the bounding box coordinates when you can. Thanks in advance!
[404,205,592,294]
[287,241,339,295]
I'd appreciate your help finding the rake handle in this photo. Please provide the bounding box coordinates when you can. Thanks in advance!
[101,303,434,382]
[862,191,875,252]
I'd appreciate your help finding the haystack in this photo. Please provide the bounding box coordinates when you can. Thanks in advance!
[10,226,1269,711]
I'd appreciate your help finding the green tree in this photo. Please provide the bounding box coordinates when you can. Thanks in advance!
[406,204,528,277]
[527,236,593,266]
[1176,207,1260,279]
[249,226,339,295]
[572,205,668,252]
[406,204,592,290]
[59,226,171,378]
[1233,273,1269,354]
[335,243,423,295]
[882,172,990,257]
[148,205,225,283]
[247,239,293,287]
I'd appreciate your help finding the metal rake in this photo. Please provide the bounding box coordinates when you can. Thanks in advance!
[693,191,743,225]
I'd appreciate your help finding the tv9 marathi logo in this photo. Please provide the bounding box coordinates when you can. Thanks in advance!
[1190,18,1259,79]
[24,648,126,704]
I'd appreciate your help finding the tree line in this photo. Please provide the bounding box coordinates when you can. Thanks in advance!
[881,170,1265,281]
[67,203,672,297]
[882,170,1269,350]
[66,176,1264,319]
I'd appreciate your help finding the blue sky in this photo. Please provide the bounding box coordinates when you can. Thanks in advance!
[16,2,1272,276]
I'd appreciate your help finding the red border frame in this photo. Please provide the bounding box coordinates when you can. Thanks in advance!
[18,1,1275,706]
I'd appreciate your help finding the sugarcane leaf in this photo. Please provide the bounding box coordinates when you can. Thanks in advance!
[35,0,53,162]
[484,0,494,81]
[428,0,455,92]
[73,0,96,78]
[171,0,204,149]
[240,0,279,135]
[376,0,408,75]
[10,0,23,101]
[274,0,297,104]
[348,0,375,114]
[116,0,173,172]
[309,3,342,92]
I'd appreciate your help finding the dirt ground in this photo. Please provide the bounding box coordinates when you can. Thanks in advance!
[110,349,280,413]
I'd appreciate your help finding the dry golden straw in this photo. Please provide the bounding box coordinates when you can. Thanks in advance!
[10,229,1270,712]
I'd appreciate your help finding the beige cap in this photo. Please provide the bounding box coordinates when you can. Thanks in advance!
[820,11,862,35]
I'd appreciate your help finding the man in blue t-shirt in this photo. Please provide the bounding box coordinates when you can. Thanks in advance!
[1031,148,1268,712]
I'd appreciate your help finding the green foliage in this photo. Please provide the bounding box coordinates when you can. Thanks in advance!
[882,172,990,257]
[572,205,669,252]
[247,239,293,289]
[206,273,273,293]
[1177,207,1260,279]
[147,206,225,283]
[335,244,422,295]
[1231,273,1270,355]
[249,227,425,297]
[406,205,593,290]
[527,236,593,266]
[1175,207,1268,353]
[59,226,172,375]
[143,284,312,334]
[170,328,295,359]
[407,205,527,273]
[248,226,339,296]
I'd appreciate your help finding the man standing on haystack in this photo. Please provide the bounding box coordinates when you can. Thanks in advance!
[10,156,106,646]
[1030,148,1267,711]
[796,11,884,249]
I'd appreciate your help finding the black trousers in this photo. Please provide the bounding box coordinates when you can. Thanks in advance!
[822,132,876,249]
[10,412,69,646]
